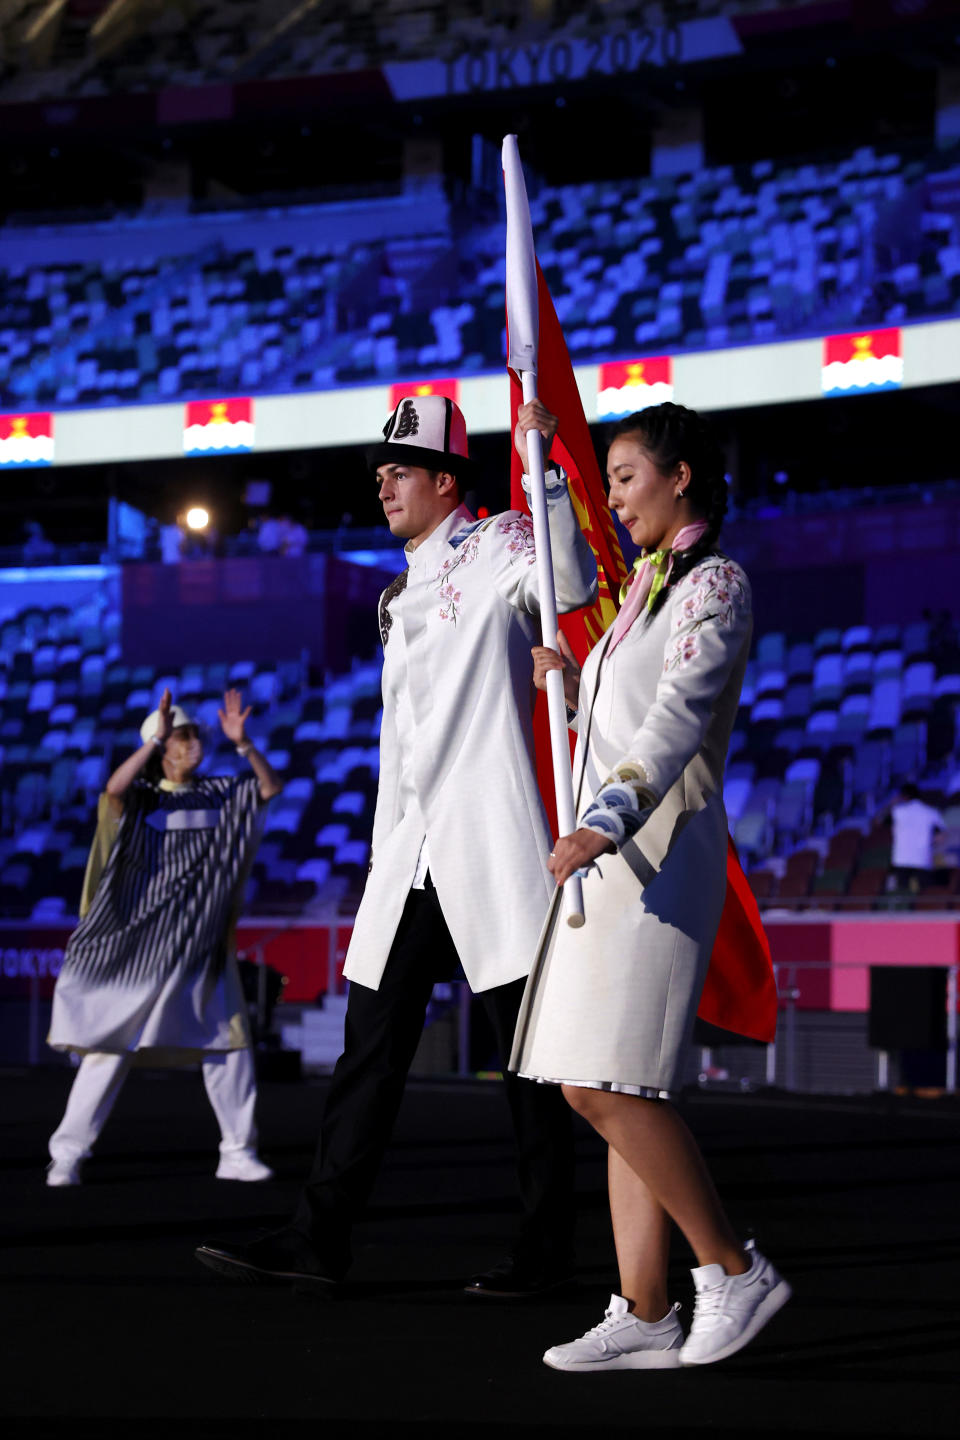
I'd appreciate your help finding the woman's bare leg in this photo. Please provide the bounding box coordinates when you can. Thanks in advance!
[563,1085,746,1279]
[607,1145,672,1320]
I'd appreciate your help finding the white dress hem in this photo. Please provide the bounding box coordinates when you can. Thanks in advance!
[517,1070,672,1101]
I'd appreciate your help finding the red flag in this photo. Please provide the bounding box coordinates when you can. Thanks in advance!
[506,265,776,1042]
[709,837,777,1042]
[508,261,624,667]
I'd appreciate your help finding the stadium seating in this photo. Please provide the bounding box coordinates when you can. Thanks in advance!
[733,614,960,908]
[2,140,960,409]
[1,586,958,920]
[0,592,380,918]
[0,2,827,102]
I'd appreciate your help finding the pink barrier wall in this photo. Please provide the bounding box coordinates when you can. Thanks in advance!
[766,916,960,1012]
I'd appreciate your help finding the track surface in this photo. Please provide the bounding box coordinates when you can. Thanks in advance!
[3,1068,957,1436]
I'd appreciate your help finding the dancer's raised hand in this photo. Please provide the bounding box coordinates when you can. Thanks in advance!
[218,688,252,744]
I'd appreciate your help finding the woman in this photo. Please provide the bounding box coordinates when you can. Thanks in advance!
[511,402,790,1369]
[46,687,282,1186]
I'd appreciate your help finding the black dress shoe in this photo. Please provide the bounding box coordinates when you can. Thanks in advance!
[463,1254,575,1299]
[195,1229,342,1297]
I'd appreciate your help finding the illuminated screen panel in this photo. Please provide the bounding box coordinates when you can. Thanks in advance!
[597,358,673,420]
[0,412,54,468]
[821,328,903,397]
[183,397,255,455]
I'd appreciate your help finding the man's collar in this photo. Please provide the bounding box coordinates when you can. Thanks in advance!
[403,504,475,569]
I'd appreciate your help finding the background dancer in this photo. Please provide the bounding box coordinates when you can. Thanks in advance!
[196,392,597,1297]
[512,403,791,1369]
[46,688,282,1186]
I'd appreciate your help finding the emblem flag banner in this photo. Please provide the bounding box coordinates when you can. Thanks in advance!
[598,357,674,420]
[0,412,53,467]
[183,398,254,455]
[821,328,903,396]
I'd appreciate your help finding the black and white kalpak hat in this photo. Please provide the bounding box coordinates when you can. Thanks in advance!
[367,394,476,481]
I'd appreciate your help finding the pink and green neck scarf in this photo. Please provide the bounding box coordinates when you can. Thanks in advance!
[608,521,708,654]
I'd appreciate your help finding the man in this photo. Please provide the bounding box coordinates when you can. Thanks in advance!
[888,781,945,895]
[196,393,597,1296]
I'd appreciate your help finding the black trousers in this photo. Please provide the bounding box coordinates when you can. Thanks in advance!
[292,882,574,1274]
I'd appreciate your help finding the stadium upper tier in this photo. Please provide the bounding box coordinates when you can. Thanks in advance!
[0,1,827,102]
[2,142,958,411]
[1,590,959,920]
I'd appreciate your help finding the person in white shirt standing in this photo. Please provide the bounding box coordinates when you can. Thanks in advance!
[196,392,598,1297]
[889,782,945,894]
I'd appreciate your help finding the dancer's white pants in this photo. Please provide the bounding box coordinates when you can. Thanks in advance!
[48,1048,258,1165]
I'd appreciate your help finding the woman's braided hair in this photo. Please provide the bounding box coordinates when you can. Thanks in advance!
[609,401,728,614]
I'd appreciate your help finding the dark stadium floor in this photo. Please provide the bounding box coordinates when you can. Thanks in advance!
[2,1067,958,1438]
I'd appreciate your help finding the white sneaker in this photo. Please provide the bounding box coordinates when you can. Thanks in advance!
[215,1151,274,1182]
[679,1240,791,1366]
[543,1295,683,1372]
[46,1159,82,1187]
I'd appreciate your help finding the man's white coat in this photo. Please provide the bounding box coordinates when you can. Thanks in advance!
[344,487,597,993]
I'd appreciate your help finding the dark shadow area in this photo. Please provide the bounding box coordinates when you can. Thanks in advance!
[2,1067,957,1432]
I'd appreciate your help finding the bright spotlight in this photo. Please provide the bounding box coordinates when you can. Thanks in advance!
[185,507,210,531]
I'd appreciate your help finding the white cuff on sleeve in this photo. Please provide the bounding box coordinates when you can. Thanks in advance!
[520,468,568,502]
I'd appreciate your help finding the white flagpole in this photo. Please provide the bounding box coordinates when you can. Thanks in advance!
[503,133,584,929]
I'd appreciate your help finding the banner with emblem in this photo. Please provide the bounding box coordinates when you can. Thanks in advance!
[597,357,674,420]
[821,328,903,397]
[388,378,460,410]
[0,412,54,467]
[183,398,254,455]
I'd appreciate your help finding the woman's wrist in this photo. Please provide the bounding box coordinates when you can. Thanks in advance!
[235,739,253,757]
[579,812,625,850]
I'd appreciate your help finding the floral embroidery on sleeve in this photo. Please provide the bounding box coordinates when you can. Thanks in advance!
[664,633,701,672]
[663,561,748,673]
[497,514,536,566]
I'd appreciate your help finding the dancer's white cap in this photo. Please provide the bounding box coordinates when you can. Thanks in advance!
[139,704,195,744]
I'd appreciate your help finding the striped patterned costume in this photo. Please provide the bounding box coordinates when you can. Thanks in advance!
[49,775,265,1059]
